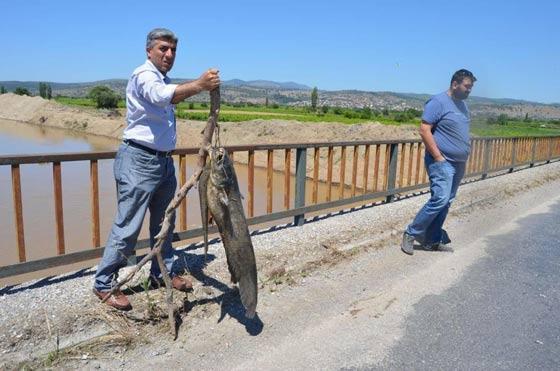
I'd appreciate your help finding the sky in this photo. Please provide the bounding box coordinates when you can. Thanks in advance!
[1,0,559,103]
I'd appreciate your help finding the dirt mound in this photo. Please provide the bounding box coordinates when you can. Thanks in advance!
[0,93,127,138]
[0,93,51,122]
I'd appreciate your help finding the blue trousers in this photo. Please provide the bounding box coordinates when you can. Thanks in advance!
[94,143,177,291]
[406,155,465,245]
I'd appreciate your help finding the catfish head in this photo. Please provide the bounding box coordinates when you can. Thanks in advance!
[209,147,233,205]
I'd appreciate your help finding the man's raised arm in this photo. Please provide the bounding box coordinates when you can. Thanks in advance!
[171,68,220,104]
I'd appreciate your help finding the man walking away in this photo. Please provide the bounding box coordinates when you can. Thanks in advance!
[401,69,476,255]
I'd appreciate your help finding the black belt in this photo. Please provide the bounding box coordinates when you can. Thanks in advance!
[123,139,173,157]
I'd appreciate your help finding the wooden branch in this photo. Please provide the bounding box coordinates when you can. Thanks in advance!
[102,88,221,338]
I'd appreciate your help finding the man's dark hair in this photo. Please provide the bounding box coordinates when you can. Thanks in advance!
[450,69,477,86]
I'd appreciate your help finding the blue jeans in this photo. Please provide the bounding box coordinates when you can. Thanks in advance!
[94,143,177,291]
[406,155,466,245]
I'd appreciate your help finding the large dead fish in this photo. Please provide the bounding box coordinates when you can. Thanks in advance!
[199,147,258,318]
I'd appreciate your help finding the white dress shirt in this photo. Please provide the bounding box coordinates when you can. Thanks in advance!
[123,60,178,151]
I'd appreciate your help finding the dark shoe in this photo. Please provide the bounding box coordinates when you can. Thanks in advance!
[93,288,132,311]
[423,242,441,251]
[401,232,415,255]
[424,241,455,252]
[424,230,451,251]
[441,229,451,245]
[171,275,193,292]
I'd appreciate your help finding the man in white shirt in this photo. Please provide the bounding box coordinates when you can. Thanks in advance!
[93,28,220,310]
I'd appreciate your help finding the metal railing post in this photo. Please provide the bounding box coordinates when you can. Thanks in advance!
[530,137,537,167]
[294,147,307,226]
[482,139,492,179]
[509,138,517,173]
[385,143,399,203]
[547,137,553,164]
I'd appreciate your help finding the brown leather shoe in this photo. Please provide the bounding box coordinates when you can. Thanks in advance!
[171,276,193,292]
[93,288,132,311]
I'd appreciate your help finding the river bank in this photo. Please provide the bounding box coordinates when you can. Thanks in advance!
[0,93,419,147]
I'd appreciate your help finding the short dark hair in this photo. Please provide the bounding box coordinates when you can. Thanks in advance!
[450,69,477,86]
[146,28,178,49]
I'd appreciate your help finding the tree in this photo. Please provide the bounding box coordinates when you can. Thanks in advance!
[88,85,119,109]
[88,85,113,100]
[405,108,422,118]
[361,106,372,119]
[311,87,318,111]
[321,105,329,114]
[96,92,119,109]
[496,113,509,126]
[38,82,52,99]
[265,96,269,107]
[394,112,410,123]
[0,85,6,94]
[14,87,31,96]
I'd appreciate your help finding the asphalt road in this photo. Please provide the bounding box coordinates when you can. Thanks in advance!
[123,174,560,371]
[375,198,560,370]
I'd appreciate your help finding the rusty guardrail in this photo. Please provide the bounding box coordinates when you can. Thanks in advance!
[1,135,560,279]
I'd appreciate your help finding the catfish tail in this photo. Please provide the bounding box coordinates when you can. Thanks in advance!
[238,268,258,319]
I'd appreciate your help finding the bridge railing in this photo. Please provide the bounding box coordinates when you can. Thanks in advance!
[1,135,559,279]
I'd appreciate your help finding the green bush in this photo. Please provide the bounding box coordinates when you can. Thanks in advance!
[95,91,119,109]
[360,107,372,119]
[394,112,411,122]
[496,114,509,126]
[405,108,422,118]
[14,87,31,96]
[343,110,360,119]
[88,86,119,109]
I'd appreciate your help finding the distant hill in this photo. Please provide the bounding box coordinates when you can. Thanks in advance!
[222,79,310,90]
[2,79,560,119]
